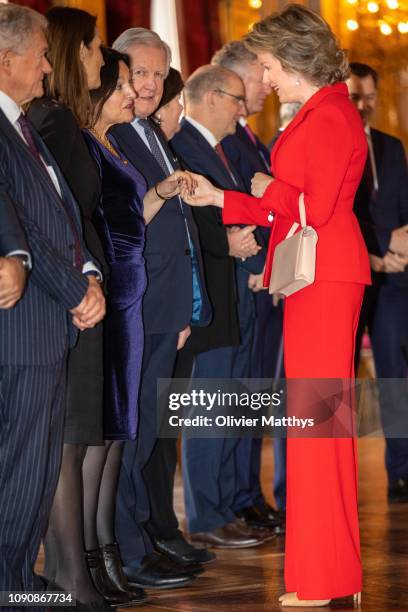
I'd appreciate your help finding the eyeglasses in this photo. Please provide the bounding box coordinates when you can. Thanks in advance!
[214,88,247,105]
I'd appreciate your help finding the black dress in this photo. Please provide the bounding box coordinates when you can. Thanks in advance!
[28,98,107,445]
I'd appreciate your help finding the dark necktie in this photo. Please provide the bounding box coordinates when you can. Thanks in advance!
[214,143,237,186]
[18,113,84,269]
[244,123,257,146]
[244,123,270,171]
[139,118,169,176]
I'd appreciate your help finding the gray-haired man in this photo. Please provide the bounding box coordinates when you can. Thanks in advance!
[111,28,213,588]
[212,40,286,531]
[0,2,104,598]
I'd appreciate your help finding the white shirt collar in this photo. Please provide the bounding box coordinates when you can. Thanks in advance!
[239,117,247,128]
[0,90,23,128]
[364,124,371,137]
[184,116,218,148]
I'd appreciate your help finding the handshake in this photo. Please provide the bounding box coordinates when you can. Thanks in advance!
[70,275,106,330]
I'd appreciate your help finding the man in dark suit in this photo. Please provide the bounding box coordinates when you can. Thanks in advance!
[112,28,213,587]
[0,3,105,597]
[171,64,271,548]
[0,194,30,309]
[348,62,408,502]
[212,41,285,530]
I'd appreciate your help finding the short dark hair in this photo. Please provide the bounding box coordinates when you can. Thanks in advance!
[349,62,378,87]
[90,47,130,126]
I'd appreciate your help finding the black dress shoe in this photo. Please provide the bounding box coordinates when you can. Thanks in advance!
[236,505,285,534]
[46,582,112,612]
[123,552,197,590]
[101,543,147,605]
[155,536,216,566]
[190,522,264,549]
[388,477,408,503]
[85,549,133,607]
[254,503,286,534]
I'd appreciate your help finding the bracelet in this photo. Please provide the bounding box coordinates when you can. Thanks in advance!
[155,183,170,201]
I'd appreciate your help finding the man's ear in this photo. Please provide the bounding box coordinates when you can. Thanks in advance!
[0,49,13,73]
[206,89,217,110]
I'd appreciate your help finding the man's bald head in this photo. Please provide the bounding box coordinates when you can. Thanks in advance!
[184,64,242,106]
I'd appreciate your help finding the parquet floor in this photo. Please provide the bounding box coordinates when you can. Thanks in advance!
[36,436,408,611]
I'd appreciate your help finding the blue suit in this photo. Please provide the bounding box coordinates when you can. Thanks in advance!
[0,108,91,594]
[354,127,408,483]
[222,123,287,511]
[111,120,211,565]
[171,118,263,532]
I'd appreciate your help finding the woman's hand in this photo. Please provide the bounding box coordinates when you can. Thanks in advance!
[156,170,198,199]
[251,172,274,198]
[180,173,224,208]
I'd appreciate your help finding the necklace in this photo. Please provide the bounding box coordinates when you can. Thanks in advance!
[89,127,128,164]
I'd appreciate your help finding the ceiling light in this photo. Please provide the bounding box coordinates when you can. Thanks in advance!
[379,22,393,35]
[346,19,359,31]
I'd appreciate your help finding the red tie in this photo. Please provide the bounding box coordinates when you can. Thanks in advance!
[214,143,237,186]
[214,143,234,175]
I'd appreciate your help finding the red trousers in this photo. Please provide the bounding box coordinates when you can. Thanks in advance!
[283,281,364,599]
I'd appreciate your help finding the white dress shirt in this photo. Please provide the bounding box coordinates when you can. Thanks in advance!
[184,116,218,148]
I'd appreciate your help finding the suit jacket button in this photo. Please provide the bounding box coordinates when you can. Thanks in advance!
[185,248,191,255]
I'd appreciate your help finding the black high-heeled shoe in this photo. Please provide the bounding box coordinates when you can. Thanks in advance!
[85,549,133,607]
[101,543,147,605]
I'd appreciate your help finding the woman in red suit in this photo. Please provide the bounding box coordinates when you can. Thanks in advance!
[182,4,371,607]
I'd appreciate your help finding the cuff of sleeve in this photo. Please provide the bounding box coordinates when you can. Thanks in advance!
[82,260,103,283]
[6,250,32,270]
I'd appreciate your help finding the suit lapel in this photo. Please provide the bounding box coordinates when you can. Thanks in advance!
[0,110,63,209]
[370,128,384,183]
[123,121,171,179]
[180,119,241,190]
[271,83,348,168]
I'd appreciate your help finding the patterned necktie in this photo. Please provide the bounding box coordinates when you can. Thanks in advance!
[18,114,42,164]
[139,118,169,176]
[18,113,84,269]
[214,143,237,186]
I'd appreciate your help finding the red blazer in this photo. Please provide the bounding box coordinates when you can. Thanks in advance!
[223,83,371,287]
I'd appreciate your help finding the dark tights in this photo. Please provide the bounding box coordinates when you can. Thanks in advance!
[43,441,124,604]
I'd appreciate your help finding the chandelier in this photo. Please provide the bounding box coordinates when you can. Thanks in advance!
[345,0,408,36]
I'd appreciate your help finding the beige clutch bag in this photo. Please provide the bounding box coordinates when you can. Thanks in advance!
[269,193,318,297]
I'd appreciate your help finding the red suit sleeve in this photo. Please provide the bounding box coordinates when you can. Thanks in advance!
[223,105,356,229]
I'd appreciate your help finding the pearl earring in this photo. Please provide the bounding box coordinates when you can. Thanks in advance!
[295,77,301,86]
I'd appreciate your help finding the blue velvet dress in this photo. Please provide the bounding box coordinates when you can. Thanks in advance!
[83,130,147,440]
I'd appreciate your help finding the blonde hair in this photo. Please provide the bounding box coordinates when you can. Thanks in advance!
[244,3,349,87]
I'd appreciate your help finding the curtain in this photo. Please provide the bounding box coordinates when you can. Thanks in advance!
[13,0,52,11]
[105,0,151,45]
[180,0,221,74]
